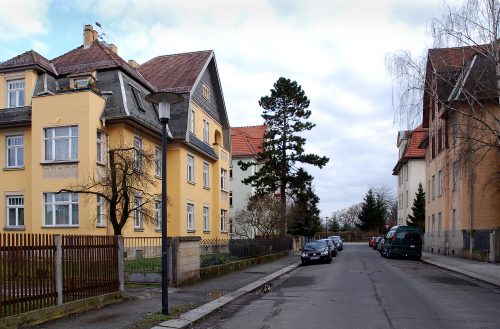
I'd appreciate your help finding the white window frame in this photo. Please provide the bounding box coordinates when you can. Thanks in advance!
[203,205,210,232]
[187,155,195,183]
[6,195,24,228]
[134,136,143,171]
[203,119,210,143]
[44,126,78,162]
[96,195,105,227]
[202,84,211,101]
[190,109,195,133]
[96,130,105,164]
[44,192,79,227]
[133,194,143,229]
[6,135,24,168]
[155,199,162,231]
[220,209,227,232]
[7,79,25,108]
[187,203,195,231]
[154,146,161,177]
[203,162,210,188]
[74,78,89,89]
[221,169,227,191]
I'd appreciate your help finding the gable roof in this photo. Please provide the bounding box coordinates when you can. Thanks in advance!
[139,50,212,93]
[392,125,427,175]
[52,41,154,90]
[231,125,266,157]
[0,50,56,74]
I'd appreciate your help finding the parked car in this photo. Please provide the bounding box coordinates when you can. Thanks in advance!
[368,236,378,248]
[381,225,422,260]
[328,236,343,251]
[377,238,385,253]
[320,238,338,257]
[301,240,332,265]
[373,237,384,250]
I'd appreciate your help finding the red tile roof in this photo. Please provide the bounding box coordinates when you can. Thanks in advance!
[139,50,212,93]
[404,125,427,158]
[0,50,56,74]
[231,125,266,157]
[428,46,478,73]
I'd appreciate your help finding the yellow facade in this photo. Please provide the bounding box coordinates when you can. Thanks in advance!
[0,71,230,239]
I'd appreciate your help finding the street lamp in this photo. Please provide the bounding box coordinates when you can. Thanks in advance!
[146,91,183,315]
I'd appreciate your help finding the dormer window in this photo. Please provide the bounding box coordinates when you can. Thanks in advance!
[7,79,25,108]
[74,79,89,89]
[130,85,145,111]
[202,84,211,102]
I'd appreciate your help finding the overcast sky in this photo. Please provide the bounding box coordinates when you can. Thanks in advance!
[0,0,447,216]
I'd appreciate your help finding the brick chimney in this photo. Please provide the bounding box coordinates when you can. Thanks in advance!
[108,43,118,54]
[128,60,140,69]
[83,24,98,49]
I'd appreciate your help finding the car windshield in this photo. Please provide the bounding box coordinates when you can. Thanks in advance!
[304,241,326,250]
[330,236,341,241]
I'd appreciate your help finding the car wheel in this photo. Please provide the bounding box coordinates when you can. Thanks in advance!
[301,259,308,266]
[328,255,333,263]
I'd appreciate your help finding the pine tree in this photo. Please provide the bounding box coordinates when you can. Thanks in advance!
[407,183,426,231]
[239,77,329,235]
[357,189,378,231]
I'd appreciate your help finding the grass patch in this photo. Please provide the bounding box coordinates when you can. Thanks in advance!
[125,256,162,272]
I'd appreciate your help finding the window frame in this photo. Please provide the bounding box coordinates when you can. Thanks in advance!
[220,209,227,232]
[203,119,210,143]
[221,169,227,191]
[6,135,24,168]
[96,195,105,227]
[187,154,195,183]
[187,203,195,231]
[155,199,162,231]
[133,194,143,229]
[202,162,210,188]
[203,205,210,232]
[43,126,79,163]
[452,161,458,191]
[202,84,211,101]
[438,170,443,197]
[431,175,435,200]
[96,130,106,165]
[189,109,195,133]
[7,79,25,108]
[43,192,79,227]
[6,195,24,228]
[134,136,143,171]
[154,146,162,178]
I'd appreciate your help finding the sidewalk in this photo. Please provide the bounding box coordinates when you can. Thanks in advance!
[421,251,500,287]
[30,253,300,329]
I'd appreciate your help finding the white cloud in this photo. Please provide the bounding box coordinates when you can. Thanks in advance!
[0,0,51,41]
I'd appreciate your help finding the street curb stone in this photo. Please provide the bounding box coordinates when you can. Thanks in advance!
[151,262,300,329]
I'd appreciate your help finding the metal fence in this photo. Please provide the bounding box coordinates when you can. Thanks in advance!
[0,233,120,318]
[200,237,293,260]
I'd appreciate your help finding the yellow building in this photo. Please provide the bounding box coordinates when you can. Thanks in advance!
[0,25,231,238]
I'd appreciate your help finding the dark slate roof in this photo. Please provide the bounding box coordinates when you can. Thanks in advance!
[0,50,56,74]
[188,133,218,160]
[52,41,154,90]
[139,50,212,93]
[0,107,31,127]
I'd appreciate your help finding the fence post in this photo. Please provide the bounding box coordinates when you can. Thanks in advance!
[55,235,63,305]
[117,236,125,292]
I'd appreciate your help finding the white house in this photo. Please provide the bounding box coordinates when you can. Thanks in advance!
[392,125,427,226]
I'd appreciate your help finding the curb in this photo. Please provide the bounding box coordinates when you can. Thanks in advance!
[421,258,500,288]
[151,262,300,329]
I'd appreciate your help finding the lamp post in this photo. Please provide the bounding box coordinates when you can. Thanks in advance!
[146,91,183,315]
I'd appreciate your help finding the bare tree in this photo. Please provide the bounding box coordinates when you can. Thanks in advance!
[231,194,281,239]
[332,203,362,231]
[59,140,159,235]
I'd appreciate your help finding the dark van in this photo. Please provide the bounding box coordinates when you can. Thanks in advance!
[381,225,422,260]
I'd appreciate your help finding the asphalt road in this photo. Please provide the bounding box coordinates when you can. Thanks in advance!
[193,243,500,329]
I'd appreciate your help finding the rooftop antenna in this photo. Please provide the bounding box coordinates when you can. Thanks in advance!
[95,22,107,41]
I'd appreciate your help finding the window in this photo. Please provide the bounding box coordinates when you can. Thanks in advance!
[431,135,436,159]
[438,170,443,197]
[96,131,105,164]
[406,191,409,207]
[438,212,442,237]
[96,195,105,227]
[6,135,24,168]
[155,199,162,231]
[130,86,145,111]
[203,206,210,232]
[431,175,435,200]
[134,136,142,171]
[230,168,233,179]
[187,155,195,183]
[155,147,161,177]
[452,161,458,191]
[44,192,79,227]
[437,127,443,153]
[74,78,89,89]
[187,203,194,231]
[431,214,435,236]
[229,191,233,207]
[220,209,227,231]
[203,119,210,143]
[428,179,431,203]
[44,126,78,162]
[202,162,210,188]
[221,169,227,191]
[7,79,24,108]
[405,165,409,181]
[6,195,24,227]
[133,195,143,229]
[202,84,211,101]
[189,109,195,133]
